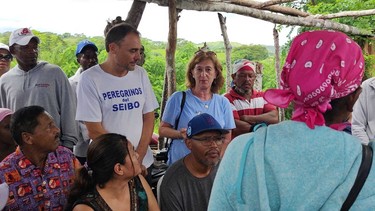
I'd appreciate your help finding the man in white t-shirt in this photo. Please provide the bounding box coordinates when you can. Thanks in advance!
[76,23,159,176]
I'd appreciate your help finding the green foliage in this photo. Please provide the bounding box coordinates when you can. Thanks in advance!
[260,57,278,90]
[232,44,269,62]
[307,0,375,32]
[364,54,375,80]
[0,30,280,128]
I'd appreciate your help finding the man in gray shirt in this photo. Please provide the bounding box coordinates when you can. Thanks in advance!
[0,28,78,149]
[159,113,228,211]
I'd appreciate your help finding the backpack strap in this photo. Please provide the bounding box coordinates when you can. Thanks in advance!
[165,91,186,149]
[174,91,186,130]
[341,144,373,211]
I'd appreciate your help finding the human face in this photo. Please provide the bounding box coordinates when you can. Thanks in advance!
[11,38,39,71]
[26,112,60,153]
[191,59,217,90]
[136,45,145,66]
[112,33,141,72]
[232,70,256,94]
[0,115,15,147]
[124,142,142,177]
[77,47,98,71]
[189,131,223,166]
[0,49,12,73]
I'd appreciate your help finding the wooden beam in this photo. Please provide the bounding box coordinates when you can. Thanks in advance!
[142,0,373,36]
[309,9,375,20]
[228,0,309,17]
[258,0,296,8]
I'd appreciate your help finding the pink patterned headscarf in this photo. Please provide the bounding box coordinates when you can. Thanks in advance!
[264,30,364,129]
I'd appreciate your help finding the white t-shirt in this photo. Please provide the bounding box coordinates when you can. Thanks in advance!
[76,64,159,167]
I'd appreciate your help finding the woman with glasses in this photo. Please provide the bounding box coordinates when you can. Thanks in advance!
[159,47,235,165]
[0,43,12,77]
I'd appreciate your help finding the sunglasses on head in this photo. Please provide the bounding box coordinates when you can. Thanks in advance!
[194,50,217,57]
[0,54,12,61]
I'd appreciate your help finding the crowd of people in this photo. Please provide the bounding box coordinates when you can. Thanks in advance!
[0,17,374,211]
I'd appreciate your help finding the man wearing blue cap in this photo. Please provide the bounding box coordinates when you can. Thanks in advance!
[159,113,228,211]
[69,40,98,164]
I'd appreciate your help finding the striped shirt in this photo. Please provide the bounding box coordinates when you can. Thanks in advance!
[224,88,276,120]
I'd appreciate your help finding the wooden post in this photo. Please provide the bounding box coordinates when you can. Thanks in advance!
[253,62,263,91]
[161,0,179,117]
[124,0,146,28]
[218,13,232,93]
[273,25,285,121]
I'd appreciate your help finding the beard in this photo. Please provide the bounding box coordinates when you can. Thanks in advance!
[234,86,251,95]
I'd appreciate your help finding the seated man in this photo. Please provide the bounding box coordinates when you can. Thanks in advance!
[224,59,278,138]
[159,113,228,211]
[0,108,16,161]
[0,105,80,210]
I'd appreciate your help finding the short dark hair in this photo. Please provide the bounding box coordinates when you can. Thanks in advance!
[10,105,45,145]
[105,23,140,52]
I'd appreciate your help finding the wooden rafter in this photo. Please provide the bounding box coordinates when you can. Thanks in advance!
[225,0,309,17]
[258,0,296,8]
[309,8,375,20]
[142,0,373,36]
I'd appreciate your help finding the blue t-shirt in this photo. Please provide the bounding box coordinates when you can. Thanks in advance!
[162,89,235,165]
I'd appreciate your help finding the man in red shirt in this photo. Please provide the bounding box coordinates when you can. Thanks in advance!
[224,59,278,138]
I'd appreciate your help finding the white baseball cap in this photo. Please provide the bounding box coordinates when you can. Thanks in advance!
[0,43,10,52]
[9,28,40,46]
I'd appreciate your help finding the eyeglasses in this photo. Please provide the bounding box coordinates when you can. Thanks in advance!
[191,136,225,147]
[0,54,12,61]
[194,50,217,57]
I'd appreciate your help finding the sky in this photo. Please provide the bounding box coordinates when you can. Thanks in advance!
[0,0,296,46]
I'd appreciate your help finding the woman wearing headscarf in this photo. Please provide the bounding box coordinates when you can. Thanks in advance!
[208,30,375,210]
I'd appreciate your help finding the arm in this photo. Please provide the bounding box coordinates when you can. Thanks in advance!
[72,204,94,211]
[137,111,155,163]
[233,119,252,138]
[139,175,160,211]
[240,110,279,125]
[159,121,184,140]
[59,69,80,149]
[84,122,108,140]
[352,86,370,144]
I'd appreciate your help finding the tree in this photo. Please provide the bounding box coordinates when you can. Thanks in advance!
[232,44,269,62]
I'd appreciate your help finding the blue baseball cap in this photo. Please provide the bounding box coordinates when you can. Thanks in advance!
[75,40,98,56]
[186,113,229,138]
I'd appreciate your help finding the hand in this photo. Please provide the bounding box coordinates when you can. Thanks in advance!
[141,165,148,177]
[180,128,187,139]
